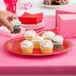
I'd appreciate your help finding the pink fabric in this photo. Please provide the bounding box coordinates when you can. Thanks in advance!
[0,74,76,76]
[0,16,76,74]
[1,74,76,76]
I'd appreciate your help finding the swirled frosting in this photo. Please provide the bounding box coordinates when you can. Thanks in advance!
[40,40,53,48]
[25,30,37,37]
[20,40,34,49]
[52,35,63,43]
[31,35,44,43]
[42,31,55,39]
[10,19,21,26]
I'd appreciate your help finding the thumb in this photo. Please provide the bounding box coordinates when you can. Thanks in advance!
[2,18,13,32]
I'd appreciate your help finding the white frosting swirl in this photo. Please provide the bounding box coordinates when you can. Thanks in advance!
[25,30,37,37]
[10,19,21,26]
[20,40,34,49]
[42,31,55,39]
[40,40,53,48]
[52,35,63,43]
[31,35,44,43]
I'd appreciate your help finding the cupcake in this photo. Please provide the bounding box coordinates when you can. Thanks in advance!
[31,35,44,49]
[25,30,37,41]
[20,40,34,53]
[40,40,53,54]
[42,31,55,40]
[10,19,21,34]
[51,35,63,50]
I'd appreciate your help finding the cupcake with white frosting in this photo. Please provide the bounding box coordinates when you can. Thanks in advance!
[31,35,44,49]
[20,40,34,53]
[51,35,63,49]
[10,19,21,34]
[25,30,37,41]
[40,40,53,54]
[42,31,55,40]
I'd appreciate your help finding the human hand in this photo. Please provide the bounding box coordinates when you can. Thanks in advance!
[0,11,18,32]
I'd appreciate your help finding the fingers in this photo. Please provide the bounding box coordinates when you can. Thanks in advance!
[8,13,18,21]
[2,17,13,32]
[12,14,18,19]
[9,11,18,19]
[0,11,18,32]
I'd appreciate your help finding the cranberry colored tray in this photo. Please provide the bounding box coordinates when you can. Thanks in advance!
[4,29,73,56]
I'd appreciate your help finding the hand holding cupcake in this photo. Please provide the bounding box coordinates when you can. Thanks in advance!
[10,19,21,34]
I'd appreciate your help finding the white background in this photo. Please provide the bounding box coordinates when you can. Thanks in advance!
[0,0,76,16]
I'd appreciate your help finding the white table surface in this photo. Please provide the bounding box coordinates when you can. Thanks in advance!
[0,0,76,16]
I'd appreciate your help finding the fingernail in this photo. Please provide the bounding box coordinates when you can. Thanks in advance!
[11,28,14,32]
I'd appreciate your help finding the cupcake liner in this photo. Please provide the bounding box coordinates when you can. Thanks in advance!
[25,37,33,41]
[53,42,63,50]
[33,42,40,49]
[44,38,53,40]
[21,47,33,53]
[41,48,53,54]
[12,25,21,34]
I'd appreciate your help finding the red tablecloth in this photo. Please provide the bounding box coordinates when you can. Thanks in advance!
[0,16,76,74]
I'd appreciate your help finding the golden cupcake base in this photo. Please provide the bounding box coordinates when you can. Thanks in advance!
[41,48,53,54]
[25,37,32,41]
[22,48,33,53]
[33,43,40,49]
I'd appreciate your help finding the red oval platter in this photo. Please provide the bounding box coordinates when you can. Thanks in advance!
[4,29,73,56]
